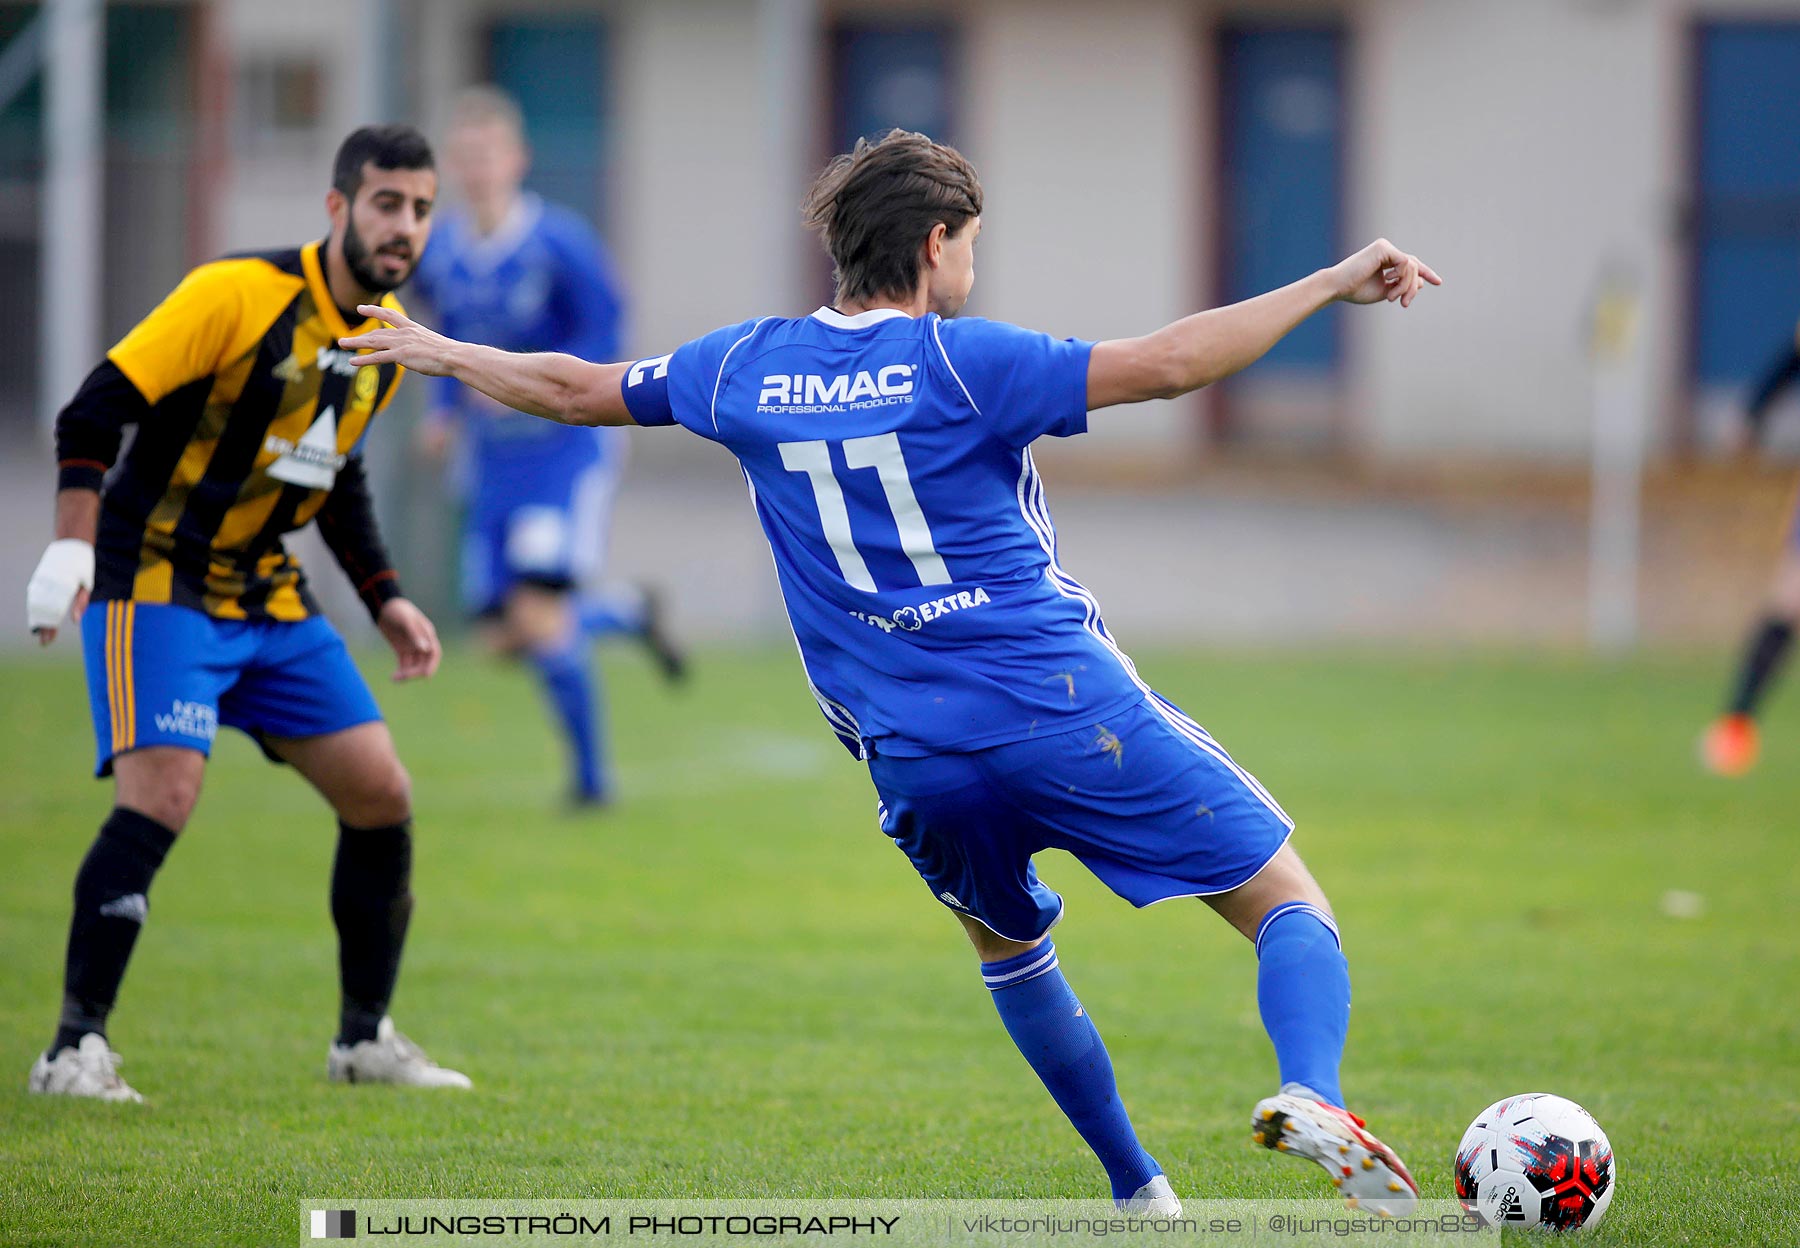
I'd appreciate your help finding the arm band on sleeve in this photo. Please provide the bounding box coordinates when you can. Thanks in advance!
[316,456,404,619]
[55,360,151,492]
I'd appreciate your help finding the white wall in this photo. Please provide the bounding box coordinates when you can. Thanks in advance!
[613,0,781,355]
[1353,0,1681,462]
[965,0,1204,456]
[216,0,377,252]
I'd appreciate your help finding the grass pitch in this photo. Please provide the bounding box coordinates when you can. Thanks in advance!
[1,644,1796,1245]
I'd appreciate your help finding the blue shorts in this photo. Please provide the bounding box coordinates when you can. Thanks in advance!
[463,456,622,616]
[871,694,1294,941]
[81,601,382,777]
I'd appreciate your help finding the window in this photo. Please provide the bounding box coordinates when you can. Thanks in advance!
[235,58,323,160]
[486,16,609,229]
[1692,23,1800,387]
[831,24,957,153]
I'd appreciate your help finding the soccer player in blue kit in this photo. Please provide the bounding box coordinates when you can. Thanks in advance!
[343,130,1441,1215]
[413,88,682,807]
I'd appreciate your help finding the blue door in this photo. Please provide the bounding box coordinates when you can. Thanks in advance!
[1218,26,1346,376]
[1693,23,1800,386]
[487,17,610,230]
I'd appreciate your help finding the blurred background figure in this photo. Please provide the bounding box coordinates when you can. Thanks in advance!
[411,86,683,810]
[1702,312,1800,777]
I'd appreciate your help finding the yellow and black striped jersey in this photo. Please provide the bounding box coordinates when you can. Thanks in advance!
[61,241,406,621]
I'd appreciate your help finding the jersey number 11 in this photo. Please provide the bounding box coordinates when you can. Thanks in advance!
[779,433,951,592]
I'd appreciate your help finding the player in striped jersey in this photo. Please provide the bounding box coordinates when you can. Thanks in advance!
[24,125,468,1100]
[342,130,1440,1213]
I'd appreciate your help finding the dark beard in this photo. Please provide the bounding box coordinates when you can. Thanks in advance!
[341,216,411,294]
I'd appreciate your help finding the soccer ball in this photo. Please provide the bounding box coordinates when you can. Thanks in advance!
[1454,1093,1615,1231]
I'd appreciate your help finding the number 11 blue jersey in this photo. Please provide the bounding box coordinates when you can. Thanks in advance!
[621,306,1146,758]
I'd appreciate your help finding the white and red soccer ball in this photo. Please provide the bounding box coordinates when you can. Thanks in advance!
[1454,1093,1615,1231]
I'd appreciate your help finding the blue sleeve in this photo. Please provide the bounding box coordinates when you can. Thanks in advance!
[543,209,625,362]
[934,317,1093,446]
[620,319,763,437]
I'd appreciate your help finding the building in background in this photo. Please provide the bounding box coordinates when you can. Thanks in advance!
[0,2,211,426]
[6,0,1800,459]
[4,0,1800,648]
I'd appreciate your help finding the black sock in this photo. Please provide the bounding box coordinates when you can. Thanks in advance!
[331,819,414,1046]
[51,808,177,1055]
[1728,616,1794,716]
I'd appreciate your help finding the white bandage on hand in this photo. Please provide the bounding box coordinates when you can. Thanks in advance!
[27,538,95,633]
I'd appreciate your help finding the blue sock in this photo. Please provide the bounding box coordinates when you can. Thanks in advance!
[529,640,608,800]
[1255,902,1349,1108]
[578,590,647,641]
[982,942,1161,1200]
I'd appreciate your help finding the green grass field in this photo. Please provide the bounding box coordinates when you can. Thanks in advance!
[2,644,1796,1245]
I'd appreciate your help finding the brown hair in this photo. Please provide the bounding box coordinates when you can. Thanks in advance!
[802,129,983,304]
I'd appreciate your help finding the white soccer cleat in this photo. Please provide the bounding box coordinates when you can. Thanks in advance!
[1253,1087,1418,1217]
[1116,1173,1183,1217]
[327,1017,472,1089]
[27,1033,145,1103]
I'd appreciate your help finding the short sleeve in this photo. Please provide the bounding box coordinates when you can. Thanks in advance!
[933,317,1094,447]
[106,259,273,405]
[619,318,765,438]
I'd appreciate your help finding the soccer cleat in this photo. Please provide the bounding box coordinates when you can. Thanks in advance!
[1700,713,1759,777]
[639,586,688,684]
[1252,1089,1418,1217]
[1116,1174,1182,1218]
[327,1017,472,1089]
[27,1033,144,1103]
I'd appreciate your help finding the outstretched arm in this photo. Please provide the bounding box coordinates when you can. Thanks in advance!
[1087,239,1440,410]
[338,305,635,427]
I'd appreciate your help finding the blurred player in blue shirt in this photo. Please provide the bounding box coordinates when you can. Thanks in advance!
[347,130,1439,1215]
[412,88,682,807]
